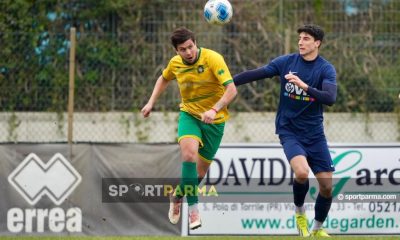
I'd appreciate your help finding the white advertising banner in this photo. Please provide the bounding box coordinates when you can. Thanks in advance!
[187,144,400,235]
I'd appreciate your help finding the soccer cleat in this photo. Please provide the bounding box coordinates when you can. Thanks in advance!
[295,213,310,237]
[189,208,202,230]
[168,194,182,224]
[310,228,331,237]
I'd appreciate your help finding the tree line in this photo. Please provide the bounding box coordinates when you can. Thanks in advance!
[1,0,399,113]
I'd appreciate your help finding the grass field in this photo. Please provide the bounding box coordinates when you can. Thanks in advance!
[0,236,399,240]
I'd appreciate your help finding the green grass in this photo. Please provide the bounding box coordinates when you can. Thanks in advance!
[0,236,398,240]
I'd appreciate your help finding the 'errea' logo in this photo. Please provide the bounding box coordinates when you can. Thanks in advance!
[8,153,82,205]
[7,153,82,233]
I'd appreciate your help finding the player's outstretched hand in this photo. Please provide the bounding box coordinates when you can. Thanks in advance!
[141,103,153,118]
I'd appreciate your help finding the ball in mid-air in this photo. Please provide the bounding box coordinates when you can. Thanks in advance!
[204,0,233,25]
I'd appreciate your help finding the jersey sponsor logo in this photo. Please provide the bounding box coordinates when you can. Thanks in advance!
[284,82,315,102]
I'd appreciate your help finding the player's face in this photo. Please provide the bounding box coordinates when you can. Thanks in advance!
[176,39,198,64]
[298,32,321,60]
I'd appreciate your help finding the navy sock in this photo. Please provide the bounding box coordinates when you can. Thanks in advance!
[314,193,332,222]
[293,179,309,207]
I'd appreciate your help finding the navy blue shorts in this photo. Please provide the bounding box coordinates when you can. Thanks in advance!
[279,133,335,174]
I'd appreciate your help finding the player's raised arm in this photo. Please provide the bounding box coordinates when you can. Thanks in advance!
[141,75,170,118]
[233,56,285,86]
[233,67,269,86]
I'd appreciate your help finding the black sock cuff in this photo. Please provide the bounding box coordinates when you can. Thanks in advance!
[317,193,333,203]
[293,178,309,187]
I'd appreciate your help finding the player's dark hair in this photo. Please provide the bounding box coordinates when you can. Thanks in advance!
[297,24,325,42]
[170,27,196,50]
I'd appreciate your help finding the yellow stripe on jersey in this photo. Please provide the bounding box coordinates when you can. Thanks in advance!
[162,48,233,124]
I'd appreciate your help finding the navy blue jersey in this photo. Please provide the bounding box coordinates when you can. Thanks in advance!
[262,53,337,137]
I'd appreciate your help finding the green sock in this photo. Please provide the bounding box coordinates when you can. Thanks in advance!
[179,162,198,206]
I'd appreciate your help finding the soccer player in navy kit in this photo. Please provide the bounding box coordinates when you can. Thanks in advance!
[234,24,337,237]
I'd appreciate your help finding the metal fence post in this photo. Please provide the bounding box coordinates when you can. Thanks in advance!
[68,27,76,156]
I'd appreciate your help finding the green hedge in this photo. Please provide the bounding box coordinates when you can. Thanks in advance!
[0,0,399,113]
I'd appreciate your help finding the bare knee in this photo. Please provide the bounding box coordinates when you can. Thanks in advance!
[181,149,198,162]
[294,169,309,183]
[290,156,309,183]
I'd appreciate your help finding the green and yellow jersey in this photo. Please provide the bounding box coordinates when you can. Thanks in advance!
[162,47,233,124]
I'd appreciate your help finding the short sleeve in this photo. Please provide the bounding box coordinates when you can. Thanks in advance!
[210,52,233,86]
[162,60,175,81]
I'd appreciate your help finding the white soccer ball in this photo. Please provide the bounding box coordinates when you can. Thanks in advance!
[204,0,233,25]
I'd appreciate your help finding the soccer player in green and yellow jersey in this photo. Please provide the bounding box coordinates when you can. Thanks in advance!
[141,27,237,230]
